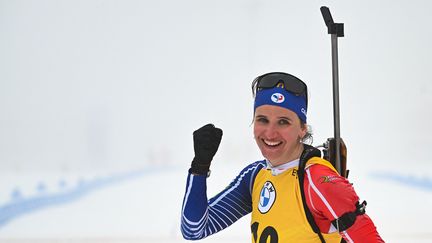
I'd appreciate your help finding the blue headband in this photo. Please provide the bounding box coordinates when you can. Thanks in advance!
[254,87,307,123]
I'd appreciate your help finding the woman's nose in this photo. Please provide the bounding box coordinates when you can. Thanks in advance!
[264,123,278,139]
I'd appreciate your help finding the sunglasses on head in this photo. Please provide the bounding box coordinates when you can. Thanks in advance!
[253,72,308,107]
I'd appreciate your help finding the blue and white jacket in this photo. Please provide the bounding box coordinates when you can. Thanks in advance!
[180,161,266,240]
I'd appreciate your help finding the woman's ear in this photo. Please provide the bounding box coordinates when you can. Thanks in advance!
[300,123,308,139]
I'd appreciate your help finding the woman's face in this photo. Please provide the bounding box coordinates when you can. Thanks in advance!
[253,105,307,166]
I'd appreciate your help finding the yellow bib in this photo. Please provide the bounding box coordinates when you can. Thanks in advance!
[251,158,341,243]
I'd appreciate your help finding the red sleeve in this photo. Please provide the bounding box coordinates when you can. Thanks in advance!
[304,164,384,243]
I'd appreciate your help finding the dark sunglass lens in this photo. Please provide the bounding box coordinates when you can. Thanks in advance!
[288,81,306,95]
[257,75,279,89]
[258,73,306,95]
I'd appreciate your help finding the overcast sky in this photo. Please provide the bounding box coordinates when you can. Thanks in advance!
[1,0,431,172]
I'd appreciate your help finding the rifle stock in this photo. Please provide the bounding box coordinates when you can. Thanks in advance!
[323,138,348,178]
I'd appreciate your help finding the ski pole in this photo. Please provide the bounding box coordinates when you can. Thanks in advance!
[320,6,344,175]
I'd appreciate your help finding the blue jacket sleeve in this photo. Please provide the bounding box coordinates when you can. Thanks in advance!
[181,161,265,240]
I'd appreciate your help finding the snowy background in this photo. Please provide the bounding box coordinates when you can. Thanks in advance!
[1,0,431,242]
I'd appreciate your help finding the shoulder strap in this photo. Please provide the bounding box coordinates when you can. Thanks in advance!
[298,144,326,243]
[331,200,367,232]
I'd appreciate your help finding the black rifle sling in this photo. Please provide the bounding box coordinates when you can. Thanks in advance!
[298,144,326,243]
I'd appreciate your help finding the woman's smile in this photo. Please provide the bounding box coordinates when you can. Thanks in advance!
[262,139,283,147]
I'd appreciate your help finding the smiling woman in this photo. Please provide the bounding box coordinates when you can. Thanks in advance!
[180,72,384,243]
[253,105,306,166]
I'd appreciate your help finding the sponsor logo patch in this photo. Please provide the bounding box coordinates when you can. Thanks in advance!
[258,181,276,213]
[271,93,285,104]
[301,108,307,116]
[318,175,339,184]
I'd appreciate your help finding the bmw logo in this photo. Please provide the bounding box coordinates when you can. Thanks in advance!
[258,181,276,213]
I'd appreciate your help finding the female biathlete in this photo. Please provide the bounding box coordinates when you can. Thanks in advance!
[180,72,384,242]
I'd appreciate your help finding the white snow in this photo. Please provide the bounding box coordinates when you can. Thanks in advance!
[0,163,431,243]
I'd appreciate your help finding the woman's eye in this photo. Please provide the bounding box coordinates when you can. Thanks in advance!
[256,117,268,123]
[278,119,290,125]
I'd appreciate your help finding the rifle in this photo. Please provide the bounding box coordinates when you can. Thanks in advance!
[319,6,349,178]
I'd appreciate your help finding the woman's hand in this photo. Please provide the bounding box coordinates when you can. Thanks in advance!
[189,124,223,175]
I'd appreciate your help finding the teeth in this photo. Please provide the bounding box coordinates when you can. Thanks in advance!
[264,140,282,147]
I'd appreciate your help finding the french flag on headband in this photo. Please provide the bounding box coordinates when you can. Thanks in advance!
[271,93,285,103]
[254,87,307,123]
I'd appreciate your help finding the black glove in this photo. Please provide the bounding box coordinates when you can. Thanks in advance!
[189,124,223,175]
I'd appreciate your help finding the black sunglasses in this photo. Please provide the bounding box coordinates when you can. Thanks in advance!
[253,72,308,108]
